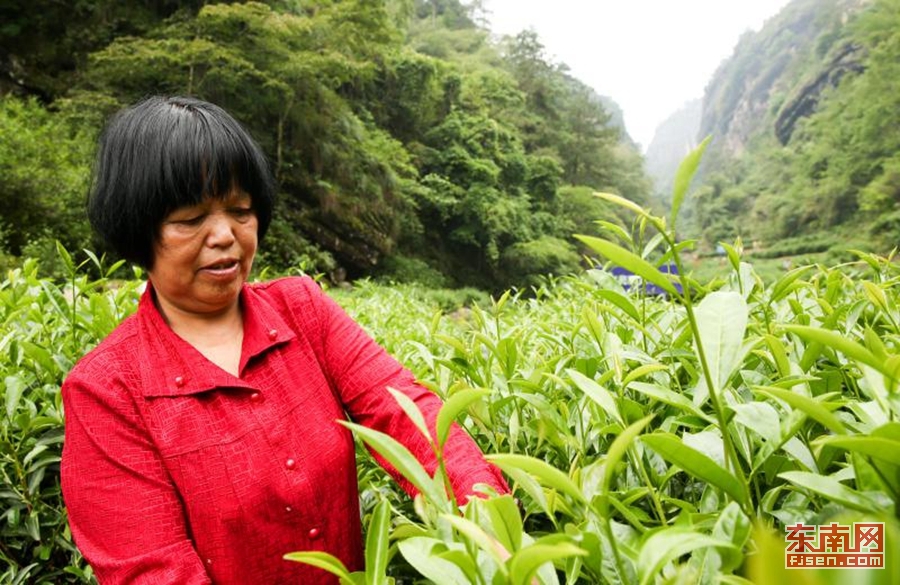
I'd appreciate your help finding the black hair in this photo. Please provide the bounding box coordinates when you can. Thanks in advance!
[88,95,275,268]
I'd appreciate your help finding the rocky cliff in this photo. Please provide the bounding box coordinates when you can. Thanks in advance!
[698,0,871,162]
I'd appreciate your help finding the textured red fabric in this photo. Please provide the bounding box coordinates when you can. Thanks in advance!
[61,276,508,584]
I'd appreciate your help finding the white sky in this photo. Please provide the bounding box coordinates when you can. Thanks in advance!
[484,0,793,151]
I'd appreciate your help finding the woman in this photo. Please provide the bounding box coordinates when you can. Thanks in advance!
[60,96,507,584]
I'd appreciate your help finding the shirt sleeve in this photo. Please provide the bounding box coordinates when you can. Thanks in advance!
[297,277,508,502]
[61,370,212,584]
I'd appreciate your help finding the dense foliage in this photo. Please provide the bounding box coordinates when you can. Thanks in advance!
[685,0,900,256]
[0,0,649,290]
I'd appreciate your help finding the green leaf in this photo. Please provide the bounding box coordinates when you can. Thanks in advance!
[283,551,359,584]
[622,364,669,387]
[628,381,710,421]
[711,502,751,572]
[55,241,74,275]
[339,420,446,506]
[694,291,748,395]
[436,387,490,448]
[868,422,900,498]
[731,402,781,444]
[497,465,550,517]
[637,525,734,585]
[508,537,586,585]
[567,368,622,425]
[593,191,654,220]
[753,386,847,434]
[814,435,900,466]
[486,453,586,505]
[641,433,748,508]
[386,387,432,444]
[365,499,391,585]
[779,471,884,512]
[441,514,510,572]
[482,495,523,552]
[397,538,471,585]
[595,289,641,322]
[5,375,26,420]
[769,265,814,302]
[784,325,896,380]
[670,135,712,228]
[600,415,655,514]
[573,236,679,297]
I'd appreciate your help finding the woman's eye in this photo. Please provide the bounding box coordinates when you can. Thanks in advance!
[173,215,205,226]
[230,208,254,220]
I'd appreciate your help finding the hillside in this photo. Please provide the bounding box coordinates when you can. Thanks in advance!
[684,0,899,256]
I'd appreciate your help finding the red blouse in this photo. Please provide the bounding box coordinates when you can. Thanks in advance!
[61,276,506,584]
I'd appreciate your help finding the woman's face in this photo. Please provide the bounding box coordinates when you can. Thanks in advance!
[148,189,258,321]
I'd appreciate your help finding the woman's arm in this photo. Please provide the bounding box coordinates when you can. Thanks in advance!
[61,371,211,584]
[297,278,508,501]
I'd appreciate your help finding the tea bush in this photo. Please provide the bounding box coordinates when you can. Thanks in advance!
[3,241,900,583]
[0,249,141,584]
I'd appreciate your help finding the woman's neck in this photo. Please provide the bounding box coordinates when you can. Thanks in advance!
[154,296,245,377]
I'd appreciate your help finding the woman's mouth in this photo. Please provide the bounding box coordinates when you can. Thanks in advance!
[200,259,240,278]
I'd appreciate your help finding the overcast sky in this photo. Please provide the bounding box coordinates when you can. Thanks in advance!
[484,0,792,151]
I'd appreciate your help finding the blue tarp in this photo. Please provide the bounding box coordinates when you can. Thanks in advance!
[610,264,682,296]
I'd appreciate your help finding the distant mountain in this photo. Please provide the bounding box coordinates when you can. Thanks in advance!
[645,99,702,200]
[598,95,637,146]
[678,0,898,253]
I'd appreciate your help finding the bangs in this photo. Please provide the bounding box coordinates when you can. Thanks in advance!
[156,104,268,212]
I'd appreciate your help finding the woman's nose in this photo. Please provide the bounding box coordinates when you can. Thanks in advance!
[205,212,237,247]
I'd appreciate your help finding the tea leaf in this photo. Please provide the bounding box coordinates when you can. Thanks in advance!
[486,453,586,505]
[283,551,360,584]
[339,420,446,506]
[784,325,890,377]
[753,386,847,435]
[670,135,712,229]
[573,236,679,297]
[694,291,749,395]
[365,499,391,585]
[567,368,622,425]
[600,415,654,515]
[482,495,523,552]
[5,375,26,420]
[814,435,900,466]
[441,514,510,571]
[637,525,734,585]
[386,387,432,444]
[436,387,490,448]
[508,537,586,585]
[641,433,749,508]
[779,471,884,512]
[397,537,471,585]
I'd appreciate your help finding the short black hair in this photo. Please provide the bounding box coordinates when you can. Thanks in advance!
[88,95,274,268]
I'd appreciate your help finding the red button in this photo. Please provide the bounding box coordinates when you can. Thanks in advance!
[250,392,262,402]
[268,329,278,340]
[175,376,184,387]
[285,458,296,469]
[308,528,320,540]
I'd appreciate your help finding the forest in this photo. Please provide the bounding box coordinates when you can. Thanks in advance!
[0,0,650,291]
